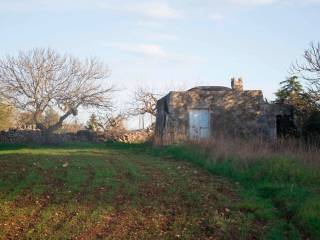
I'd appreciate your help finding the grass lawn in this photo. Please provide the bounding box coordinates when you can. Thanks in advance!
[0,143,262,240]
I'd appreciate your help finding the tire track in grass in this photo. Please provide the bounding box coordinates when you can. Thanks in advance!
[29,149,120,238]
[81,151,259,239]
[71,149,143,239]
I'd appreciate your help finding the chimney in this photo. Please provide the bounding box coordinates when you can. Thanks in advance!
[231,77,243,91]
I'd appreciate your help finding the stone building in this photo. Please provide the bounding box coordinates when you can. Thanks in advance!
[155,78,295,145]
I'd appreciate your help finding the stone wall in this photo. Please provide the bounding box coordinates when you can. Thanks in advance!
[0,129,154,145]
[116,129,154,143]
[0,130,96,144]
[100,129,154,143]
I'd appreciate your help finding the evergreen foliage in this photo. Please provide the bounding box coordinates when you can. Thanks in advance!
[86,113,99,132]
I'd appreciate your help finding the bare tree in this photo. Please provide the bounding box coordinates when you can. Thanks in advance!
[128,87,159,130]
[292,42,320,83]
[130,87,158,117]
[96,112,127,132]
[291,42,320,105]
[0,48,113,134]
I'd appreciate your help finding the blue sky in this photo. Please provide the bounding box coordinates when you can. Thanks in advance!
[1,0,320,127]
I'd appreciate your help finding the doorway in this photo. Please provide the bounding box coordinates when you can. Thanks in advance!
[189,109,210,139]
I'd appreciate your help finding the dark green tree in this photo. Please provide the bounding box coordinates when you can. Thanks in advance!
[276,76,303,105]
[275,76,320,139]
[275,76,316,113]
[86,113,99,132]
[303,111,320,138]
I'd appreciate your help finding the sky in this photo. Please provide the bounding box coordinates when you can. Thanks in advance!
[1,0,320,128]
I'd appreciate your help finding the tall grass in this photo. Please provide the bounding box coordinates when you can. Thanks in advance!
[151,136,320,239]
[195,136,320,167]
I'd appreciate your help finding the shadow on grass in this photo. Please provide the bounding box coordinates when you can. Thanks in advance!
[0,143,27,151]
[0,141,149,151]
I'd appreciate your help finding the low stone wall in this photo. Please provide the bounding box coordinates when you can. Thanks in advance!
[0,129,153,145]
[0,130,95,144]
[117,130,154,143]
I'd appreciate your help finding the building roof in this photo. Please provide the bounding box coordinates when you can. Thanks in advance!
[187,86,232,92]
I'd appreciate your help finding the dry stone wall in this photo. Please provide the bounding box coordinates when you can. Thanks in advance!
[0,129,154,145]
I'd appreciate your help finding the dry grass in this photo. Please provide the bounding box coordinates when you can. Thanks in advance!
[188,136,320,168]
[151,137,320,239]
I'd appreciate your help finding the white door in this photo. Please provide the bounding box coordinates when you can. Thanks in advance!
[189,109,210,139]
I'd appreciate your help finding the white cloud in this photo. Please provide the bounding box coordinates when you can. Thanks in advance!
[1,0,319,13]
[228,0,278,6]
[208,13,225,22]
[222,0,320,7]
[109,43,169,58]
[124,2,183,19]
[0,0,88,12]
[0,0,183,19]
[191,0,320,22]
[105,42,203,63]
[136,20,165,28]
[1,0,319,24]
[145,33,179,41]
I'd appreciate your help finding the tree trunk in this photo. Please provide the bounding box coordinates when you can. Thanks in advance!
[43,108,75,138]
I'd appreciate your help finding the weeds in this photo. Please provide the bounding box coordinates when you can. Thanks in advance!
[150,137,320,239]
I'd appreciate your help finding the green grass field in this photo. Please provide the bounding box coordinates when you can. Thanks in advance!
[0,143,319,239]
[0,143,260,240]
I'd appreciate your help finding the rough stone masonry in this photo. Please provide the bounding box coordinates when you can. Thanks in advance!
[155,78,295,145]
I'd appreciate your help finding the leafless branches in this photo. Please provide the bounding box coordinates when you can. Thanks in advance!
[130,87,159,117]
[291,42,320,88]
[291,42,320,109]
[97,112,127,132]
[0,48,113,133]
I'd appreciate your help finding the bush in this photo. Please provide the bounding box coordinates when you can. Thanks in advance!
[303,111,320,140]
